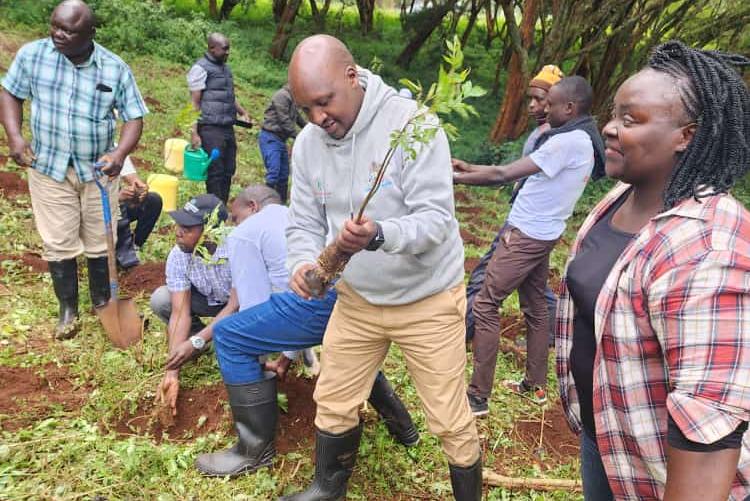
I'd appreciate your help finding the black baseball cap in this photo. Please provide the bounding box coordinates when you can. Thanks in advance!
[169,194,228,227]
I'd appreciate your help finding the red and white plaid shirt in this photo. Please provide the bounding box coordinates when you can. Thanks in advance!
[556,183,750,500]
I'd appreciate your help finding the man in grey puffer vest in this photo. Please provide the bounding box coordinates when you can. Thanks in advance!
[187,33,250,203]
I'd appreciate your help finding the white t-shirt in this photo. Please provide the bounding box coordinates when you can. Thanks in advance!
[227,204,289,311]
[507,129,594,241]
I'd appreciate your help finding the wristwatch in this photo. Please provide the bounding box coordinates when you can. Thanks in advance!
[189,335,206,351]
[366,222,385,251]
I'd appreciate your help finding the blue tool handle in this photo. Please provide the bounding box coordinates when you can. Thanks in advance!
[92,162,112,227]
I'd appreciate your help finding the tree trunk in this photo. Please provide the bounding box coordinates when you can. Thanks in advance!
[396,0,458,68]
[356,0,376,35]
[309,0,331,27]
[460,0,486,47]
[272,0,288,22]
[208,0,219,18]
[489,0,538,143]
[219,0,241,20]
[269,0,303,60]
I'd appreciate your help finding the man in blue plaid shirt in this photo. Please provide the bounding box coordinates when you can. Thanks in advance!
[0,0,148,341]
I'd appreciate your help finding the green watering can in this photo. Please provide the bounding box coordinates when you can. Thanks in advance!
[183,147,220,181]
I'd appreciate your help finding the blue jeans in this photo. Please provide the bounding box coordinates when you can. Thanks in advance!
[213,289,337,385]
[465,223,558,345]
[258,129,289,186]
[580,430,614,501]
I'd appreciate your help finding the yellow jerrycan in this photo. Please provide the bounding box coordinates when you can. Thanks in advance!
[164,138,188,174]
[147,174,179,212]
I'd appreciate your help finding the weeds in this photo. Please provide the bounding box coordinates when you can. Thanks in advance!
[0,3,585,499]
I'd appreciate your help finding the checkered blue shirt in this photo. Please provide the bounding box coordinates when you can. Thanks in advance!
[1,38,148,183]
[165,244,232,306]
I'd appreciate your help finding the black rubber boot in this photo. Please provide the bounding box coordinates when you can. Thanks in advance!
[278,424,363,501]
[115,216,140,269]
[87,257,111,308]
[449,457,483,501]
[196,373,277,476]
[368,371,419,447]
[48,259,79,340]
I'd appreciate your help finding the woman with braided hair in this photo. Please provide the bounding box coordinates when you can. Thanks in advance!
[556,41,750,500]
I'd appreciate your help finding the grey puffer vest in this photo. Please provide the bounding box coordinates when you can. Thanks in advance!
[196,54,236,126]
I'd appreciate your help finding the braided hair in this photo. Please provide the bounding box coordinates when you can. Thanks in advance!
[647,41,750,209]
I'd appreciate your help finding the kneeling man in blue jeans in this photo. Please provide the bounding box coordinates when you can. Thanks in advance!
[164,185,418,478]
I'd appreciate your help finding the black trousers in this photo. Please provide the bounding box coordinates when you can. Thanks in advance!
[116,192,162,267]
[119,192,162,247]
[198,124,237,204]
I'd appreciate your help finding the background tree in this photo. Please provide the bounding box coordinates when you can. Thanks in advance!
[269,0,303,59]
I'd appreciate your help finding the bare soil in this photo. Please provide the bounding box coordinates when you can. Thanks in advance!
[143,96,164,113]
[457,205,484,216]
[0,252,48,275]
[454,191,471,204]
[0,364,88,431]
[119,262,165,296]
[464,256,480,274]
[460,228,488,248]
[0,170,29,198]
[130,156,155,171]
[111,373,317,453]
[491,401,579,475]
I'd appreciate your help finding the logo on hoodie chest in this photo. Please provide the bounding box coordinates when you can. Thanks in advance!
[313,178,333,203]
[365,162,393,194]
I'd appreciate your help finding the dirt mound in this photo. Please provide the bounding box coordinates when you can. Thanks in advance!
[0,252,48,275]
[455,191,471,204]
[143,96,164,113]
[0,170,29,198]
[120,262,165,295]
[276,373,316,453]
[460,228,488,248]
[114,383,230,442]
[0,364,88,431]
[112,373,317,453]
[457,205,483,216]
[130,156,155,171]
[496,401,579,473]
[464,256,480,274]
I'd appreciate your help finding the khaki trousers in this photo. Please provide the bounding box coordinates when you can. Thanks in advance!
[314,281,480,467]
[27,167,119,261]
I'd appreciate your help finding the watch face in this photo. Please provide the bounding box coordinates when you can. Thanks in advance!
[191,336,205,350]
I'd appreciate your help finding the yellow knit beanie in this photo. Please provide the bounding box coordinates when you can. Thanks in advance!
[529,65,564,91]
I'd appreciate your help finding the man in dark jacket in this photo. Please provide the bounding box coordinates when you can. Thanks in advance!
[258,83,306,203]
[187,33,250,204]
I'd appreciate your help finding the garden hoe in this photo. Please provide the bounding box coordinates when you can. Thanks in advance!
[93,166,143,349]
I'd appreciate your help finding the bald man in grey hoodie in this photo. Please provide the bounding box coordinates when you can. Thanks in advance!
[280,35,481,501]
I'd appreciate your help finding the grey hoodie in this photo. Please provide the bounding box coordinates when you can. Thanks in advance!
[286,69,464,305]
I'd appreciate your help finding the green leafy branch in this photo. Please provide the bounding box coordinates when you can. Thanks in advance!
[174,102,201,139]
[193,206,231,265]
[355,36,486,222]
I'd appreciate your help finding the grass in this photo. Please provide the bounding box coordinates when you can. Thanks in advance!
[0,3,596,499]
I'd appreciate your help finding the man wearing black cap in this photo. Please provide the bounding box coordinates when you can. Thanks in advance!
[150,193,231,413]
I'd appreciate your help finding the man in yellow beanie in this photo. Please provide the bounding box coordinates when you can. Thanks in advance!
[453,72,606,416]
[462,65,564,347]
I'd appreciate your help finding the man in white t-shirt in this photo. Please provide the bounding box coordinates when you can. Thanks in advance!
[453,76,604,415]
